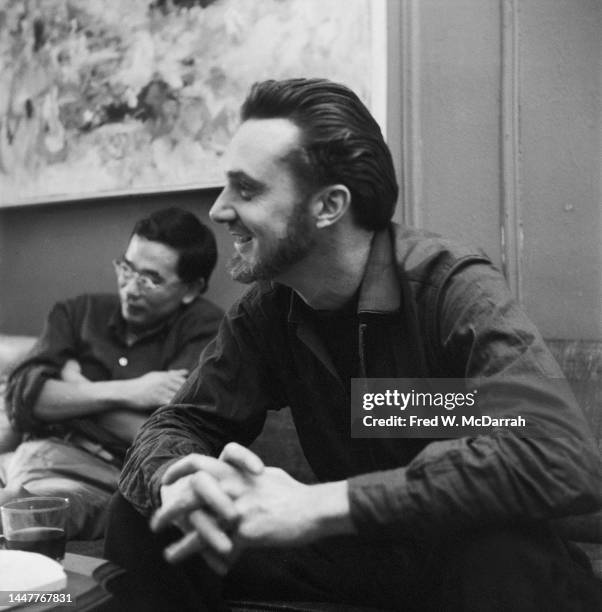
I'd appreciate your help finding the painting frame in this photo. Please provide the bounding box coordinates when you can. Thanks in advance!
[0,0,388,208]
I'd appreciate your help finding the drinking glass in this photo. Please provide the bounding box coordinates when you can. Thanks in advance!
[0,497,70,561]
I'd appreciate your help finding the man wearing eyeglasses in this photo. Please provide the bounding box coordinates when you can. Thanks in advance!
[2,207,223,538]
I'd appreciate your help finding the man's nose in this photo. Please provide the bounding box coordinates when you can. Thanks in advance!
[121,275,142,296]
[209,190,237,224]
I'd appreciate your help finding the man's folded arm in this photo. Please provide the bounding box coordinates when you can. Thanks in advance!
[6,300,83,432]
[63,302,222,437]
[31,378,150,420]
[5,299,140,428]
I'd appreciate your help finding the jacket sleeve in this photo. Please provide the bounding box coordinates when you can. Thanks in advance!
[119,294,286,515]
[348,261,601,540]
[5,300,79,434]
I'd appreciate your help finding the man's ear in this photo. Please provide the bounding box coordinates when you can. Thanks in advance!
[181,278,206,304]
[312,184,351,229]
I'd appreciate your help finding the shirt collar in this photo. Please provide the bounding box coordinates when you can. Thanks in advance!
[356,226,401,314]
[287,225,401,322]
[108,302,182,345]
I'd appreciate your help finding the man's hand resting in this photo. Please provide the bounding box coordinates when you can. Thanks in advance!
[35,357,189,422]
[123,369,188,409]
[57,360,185,441]
[60,359,89,383]
[151,443,355,574]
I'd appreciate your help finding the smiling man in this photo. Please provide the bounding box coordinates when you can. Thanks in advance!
[108,80,602,611]
[219,120,318,286]
[2,207,223,538]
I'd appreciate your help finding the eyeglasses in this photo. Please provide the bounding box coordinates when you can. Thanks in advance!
[112,258,174,293]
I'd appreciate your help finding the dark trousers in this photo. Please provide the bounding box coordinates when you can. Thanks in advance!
[104,492,602,612]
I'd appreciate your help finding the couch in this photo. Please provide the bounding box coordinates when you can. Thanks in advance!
[1,334,600,609]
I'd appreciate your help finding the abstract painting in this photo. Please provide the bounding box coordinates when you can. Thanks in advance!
[0,0,385,206]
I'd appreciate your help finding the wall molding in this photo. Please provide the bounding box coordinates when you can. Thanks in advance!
[398,0,423,227]
[500,0,523,301]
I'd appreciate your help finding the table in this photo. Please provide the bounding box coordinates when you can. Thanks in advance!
[63,553,122,611]
[3,553,122,612]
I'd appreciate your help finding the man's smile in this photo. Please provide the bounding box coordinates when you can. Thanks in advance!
[229,226,255,250]
[232,234,253,244]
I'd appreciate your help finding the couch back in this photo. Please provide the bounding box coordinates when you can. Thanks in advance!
[0,335,37,376]
[0,335,37,452]
[546,339,602,451]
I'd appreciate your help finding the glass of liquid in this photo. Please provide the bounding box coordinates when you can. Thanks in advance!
[1,497,69,561]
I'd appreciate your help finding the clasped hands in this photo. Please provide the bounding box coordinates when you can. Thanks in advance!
[150,443,340,576]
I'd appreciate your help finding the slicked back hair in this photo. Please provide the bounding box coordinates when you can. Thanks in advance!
[240,78,398,231]
[132,207,217,290]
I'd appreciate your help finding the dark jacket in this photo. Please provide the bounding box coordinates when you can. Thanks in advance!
[120,225,600,539]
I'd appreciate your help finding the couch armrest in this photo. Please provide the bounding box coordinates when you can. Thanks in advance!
[0,334,37,378]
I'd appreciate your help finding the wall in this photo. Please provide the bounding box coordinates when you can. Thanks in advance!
[419,0,503,263]
[519,0,601,339]
[0,191,246,335]
[395,0,601,339]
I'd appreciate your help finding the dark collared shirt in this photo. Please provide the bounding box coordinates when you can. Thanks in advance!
[120,224,600,538]
[5,293,223,455]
